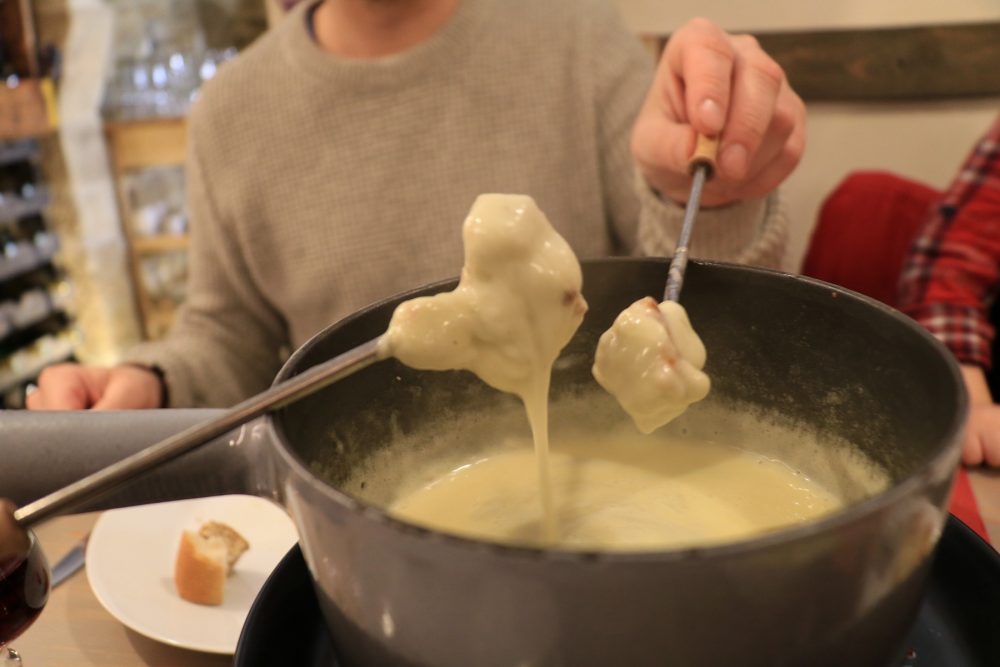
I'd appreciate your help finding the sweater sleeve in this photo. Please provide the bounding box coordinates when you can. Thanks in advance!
[121,126,288,408]
[634,179,789,270]
[587,0,788,269]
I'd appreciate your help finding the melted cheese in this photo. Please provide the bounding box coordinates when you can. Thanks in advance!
[379,194,587,539]
[379,194,586,394]
[389,430,845,550]
[593,297,710,433]
[374,194,849,552]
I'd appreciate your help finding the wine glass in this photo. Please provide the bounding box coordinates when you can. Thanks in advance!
[0,503,50,666]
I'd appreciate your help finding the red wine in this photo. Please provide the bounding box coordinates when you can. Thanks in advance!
[0,536,49,646]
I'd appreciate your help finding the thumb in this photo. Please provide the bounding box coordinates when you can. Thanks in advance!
[632,112,697,181]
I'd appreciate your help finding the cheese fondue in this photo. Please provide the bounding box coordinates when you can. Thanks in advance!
[370,194,884,551]
[389,428,846,550]
[593,297,711,433]
[379,194,587,539]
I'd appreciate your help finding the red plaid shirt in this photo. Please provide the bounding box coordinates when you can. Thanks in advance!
[898,115,1000,369]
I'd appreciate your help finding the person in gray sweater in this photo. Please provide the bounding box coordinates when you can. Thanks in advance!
[30,0,805,410]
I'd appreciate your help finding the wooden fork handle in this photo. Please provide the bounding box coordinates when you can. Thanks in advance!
[688,134,719,178]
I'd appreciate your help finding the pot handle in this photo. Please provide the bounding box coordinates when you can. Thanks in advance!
[0,409,268,512]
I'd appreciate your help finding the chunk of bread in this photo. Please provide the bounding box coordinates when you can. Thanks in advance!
[174,521,250,606]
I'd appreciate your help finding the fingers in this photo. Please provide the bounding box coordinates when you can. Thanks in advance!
[630,105,696,193]
[92,366,163,410]
[636,18,806,206]
[633,18,735,186]
[26,364,161,410]
[664,18,734,135]
[728,87,806,200]
[716,35,785,180]
[26,364,108,410]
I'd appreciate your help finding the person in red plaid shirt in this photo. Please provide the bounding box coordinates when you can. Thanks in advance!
[898,114,1000,467]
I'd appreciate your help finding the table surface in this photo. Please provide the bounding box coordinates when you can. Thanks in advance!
[12,472,1000,666]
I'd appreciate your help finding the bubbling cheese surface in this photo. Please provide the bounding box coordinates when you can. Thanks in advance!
[378,194,587,539]
[593,297,710,433]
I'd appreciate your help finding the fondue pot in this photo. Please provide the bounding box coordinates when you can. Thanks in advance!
[1,259,967,667]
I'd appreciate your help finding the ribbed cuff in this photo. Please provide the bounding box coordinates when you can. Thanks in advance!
[635,168,786,270]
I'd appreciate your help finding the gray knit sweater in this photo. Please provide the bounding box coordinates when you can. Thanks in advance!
[124,0,788,407]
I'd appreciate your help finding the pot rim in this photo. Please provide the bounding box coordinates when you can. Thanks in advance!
[269,258,969,563]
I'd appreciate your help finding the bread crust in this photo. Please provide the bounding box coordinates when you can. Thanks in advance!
[174,530,226,606]
[174,521,250,606]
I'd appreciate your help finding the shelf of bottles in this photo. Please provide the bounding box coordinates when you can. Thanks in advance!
[0,0,73,406]
[0,138,76,407]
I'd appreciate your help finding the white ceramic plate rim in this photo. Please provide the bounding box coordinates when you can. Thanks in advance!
[85,495,298,654]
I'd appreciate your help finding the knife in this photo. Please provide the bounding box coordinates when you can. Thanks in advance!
[50,536,87,588]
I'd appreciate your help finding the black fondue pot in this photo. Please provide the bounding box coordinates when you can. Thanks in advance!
[2,259,967,667]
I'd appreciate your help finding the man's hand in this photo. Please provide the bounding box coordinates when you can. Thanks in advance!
[631,18,806,208]
[960,364,1000,467]
[26,364,163,410]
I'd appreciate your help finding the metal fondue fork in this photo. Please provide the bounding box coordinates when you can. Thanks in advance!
[664,134,719,302]
[14,338,385,528]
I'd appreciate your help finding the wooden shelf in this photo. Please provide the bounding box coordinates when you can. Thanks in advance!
[104,118,188,170]
[132,234,190,255]
[0,0,40,79]
[0,78,57,141]
[105,117,189,341]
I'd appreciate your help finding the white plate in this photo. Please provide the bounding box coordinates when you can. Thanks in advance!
[86,495,298,654]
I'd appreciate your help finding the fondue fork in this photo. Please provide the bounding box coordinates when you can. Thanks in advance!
[664,134,719,302]
[15,338,385,528]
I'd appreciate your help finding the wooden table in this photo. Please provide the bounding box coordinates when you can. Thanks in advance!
[12,473,1000,666]
[14,511,232,667]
